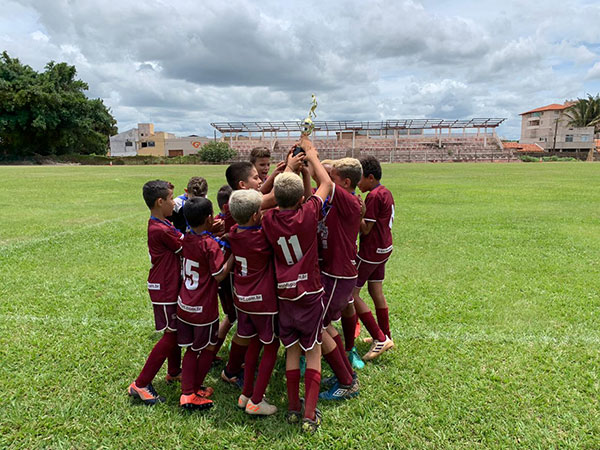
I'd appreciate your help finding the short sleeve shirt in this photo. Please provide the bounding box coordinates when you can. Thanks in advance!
[177,233,226,325]
[147,217,183,304]
[262,196,324,300]
[358,185,395,264]
[228,226,278,314]
[318,184,362,278]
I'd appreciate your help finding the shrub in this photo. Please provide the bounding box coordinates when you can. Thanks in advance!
[198,141,237,163]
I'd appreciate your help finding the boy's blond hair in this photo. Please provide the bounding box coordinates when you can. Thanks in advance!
[229,189,263,225]
[321,159,336,166]
[333,158,362,189]
[273,172,304,208]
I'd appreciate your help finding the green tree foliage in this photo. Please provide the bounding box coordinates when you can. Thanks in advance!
[0,52,117,156]
[564,94,600,133]
[198,141,237,163]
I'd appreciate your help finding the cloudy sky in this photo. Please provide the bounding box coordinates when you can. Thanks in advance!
[2,0,600,139]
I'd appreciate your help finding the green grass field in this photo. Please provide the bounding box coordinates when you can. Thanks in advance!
[2,162,600,449]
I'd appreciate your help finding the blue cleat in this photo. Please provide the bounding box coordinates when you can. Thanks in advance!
[319,378,359,400]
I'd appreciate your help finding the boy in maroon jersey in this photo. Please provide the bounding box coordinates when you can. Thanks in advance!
[215,185,232,221]
[177,197,233,410]
[262,136,332,433]
[128,180,183,405]
[217,158,306,387]
[228,189,280,416]
[317,158,363,400]
[352,156,395,360]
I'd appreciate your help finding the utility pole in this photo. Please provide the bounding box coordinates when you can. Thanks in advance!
[551,117,559,152]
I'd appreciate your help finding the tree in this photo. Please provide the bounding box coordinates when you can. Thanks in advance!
[198,141,237,163]
[564,94,600,133]
[0,52,117,157]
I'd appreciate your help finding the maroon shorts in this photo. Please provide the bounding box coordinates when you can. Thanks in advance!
[321,274,356,328]
[177,319,219,352]
[236,311,278,344]
[219,274,237,323]
[356,258,387,288]
[152,303,178,332]
[278,292,325,351]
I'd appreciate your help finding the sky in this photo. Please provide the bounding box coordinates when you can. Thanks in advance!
[2,0,600,140]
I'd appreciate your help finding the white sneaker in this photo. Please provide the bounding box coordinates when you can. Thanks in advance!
[363,336,394,361]
[245,398,278,416]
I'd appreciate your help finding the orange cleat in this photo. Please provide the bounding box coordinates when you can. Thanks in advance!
[180,393,214,410]
[128,382,165,405]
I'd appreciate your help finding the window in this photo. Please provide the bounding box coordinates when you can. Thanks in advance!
[529,120,540,126]
[565,135,573,142]
[141,142,148,148]
[125,141,133,147]
[581,135,591,142]
[148,141,155,147]
[532,112,541,118]
[554,111,559,115]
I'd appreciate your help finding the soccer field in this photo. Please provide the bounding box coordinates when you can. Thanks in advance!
[1,162,600,449]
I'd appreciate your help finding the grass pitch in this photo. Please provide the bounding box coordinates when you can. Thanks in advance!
[1,162,600,449]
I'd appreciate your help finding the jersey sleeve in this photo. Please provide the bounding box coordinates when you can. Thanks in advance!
[363,192,378,222]
[306,194,324,221]
[162,227,184,253]
[207,240,226,277]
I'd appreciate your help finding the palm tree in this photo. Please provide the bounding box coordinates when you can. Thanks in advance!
[563,94,600,133]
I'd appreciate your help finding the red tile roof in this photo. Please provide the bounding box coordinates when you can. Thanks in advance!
[502,142,544,152]
[520,103,572,115]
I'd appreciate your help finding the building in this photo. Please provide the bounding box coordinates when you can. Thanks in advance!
[109,123,210,157]
[519,103,595,153]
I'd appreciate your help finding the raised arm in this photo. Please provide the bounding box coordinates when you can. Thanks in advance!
[300,136,332,202]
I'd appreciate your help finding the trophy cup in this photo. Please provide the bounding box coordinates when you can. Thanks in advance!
[293,94,318,158]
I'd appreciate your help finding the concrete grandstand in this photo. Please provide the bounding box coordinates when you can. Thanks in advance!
[210,118,517,163]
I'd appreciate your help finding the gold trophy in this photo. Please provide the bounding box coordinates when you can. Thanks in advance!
[293,94,318,159]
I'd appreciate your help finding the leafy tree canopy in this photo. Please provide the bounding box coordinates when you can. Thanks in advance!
[198,141,237,163]
[0,51,117,156]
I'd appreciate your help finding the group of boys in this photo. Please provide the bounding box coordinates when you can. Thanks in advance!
[127,137,395,433]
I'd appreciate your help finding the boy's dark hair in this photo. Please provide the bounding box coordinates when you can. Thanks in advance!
[359,156,382,181]
[225,162,254,190]
[143,180,174,209]
[187,176,208,198]
[217,184,233,210]
[184,197,213,228]
[249,147,271,164]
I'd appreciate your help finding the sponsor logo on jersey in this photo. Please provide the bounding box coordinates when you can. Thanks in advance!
[277,273,308,289]
[237,294,263,303]
[177,297,203,313]
[148,282,161,290]
[376,245,393,254]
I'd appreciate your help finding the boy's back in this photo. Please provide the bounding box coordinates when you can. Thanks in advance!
[147,217,183,304]
[358,185,395,264]
[177,232,225,325]
[262,196,323,301]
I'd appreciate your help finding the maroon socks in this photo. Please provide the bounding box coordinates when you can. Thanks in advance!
[242,338,262,398]
[341,314,357,351]
[358,311,386,342]
[167,343,181,377]
[286,369,301,412]
[135,331,178,387]
[225,340,248,375]
[304,368,321,421]
[332,333,353,376]
[323,347,353,386]
[250,341,279,404]
[376,307,391,338]
[181,349,198,395]
[194,348,215,390]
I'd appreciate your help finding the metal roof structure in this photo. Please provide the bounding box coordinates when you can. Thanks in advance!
[210,118,506,133]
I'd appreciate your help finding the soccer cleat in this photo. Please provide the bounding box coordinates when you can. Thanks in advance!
[128,382,165,405]
[319,378,359,401]
[165,372,182,384]
[286,398,304,424]
[238,394,250,409]
[301,408,322,434]
[320,375,338,389]
[196,385,214,398]
[362,336,394,361]
[221,369,244,389]
[245,399,278,416]
[348,347,365,370]
[180,393,214,410]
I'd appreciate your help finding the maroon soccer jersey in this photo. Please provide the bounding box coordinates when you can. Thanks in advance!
[318,184,361,278]
[228,226,278,314]
[221,203,237,234]
[177,232,226,325]
[358,184,395,264]
[262,196,324,300]
[147,217,183,304]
